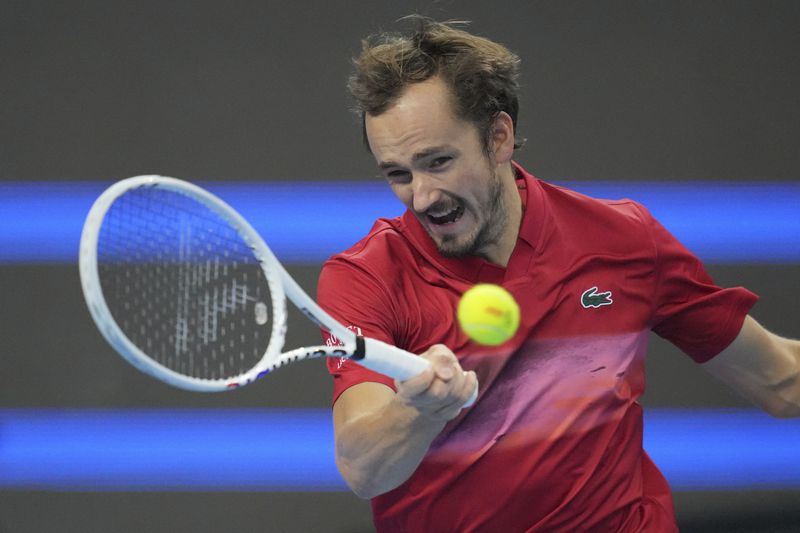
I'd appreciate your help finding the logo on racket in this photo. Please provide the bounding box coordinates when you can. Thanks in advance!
[254,302,269,325]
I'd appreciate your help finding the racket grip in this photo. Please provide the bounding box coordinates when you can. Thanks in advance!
[359,337,478,408]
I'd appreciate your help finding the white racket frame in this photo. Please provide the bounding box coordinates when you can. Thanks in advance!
[80,175,476,405]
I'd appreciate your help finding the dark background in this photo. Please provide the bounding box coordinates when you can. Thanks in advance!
[1,1,798,531]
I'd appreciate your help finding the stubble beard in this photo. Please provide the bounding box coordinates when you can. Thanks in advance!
[434,167,507,259]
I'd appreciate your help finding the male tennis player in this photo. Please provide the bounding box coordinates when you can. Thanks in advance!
[317,16,799,532]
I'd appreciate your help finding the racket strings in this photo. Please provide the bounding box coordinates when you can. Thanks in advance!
[97,187,272,380]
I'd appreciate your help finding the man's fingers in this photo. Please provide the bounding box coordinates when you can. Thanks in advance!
[423,344,461,381]
[436,364,454,380]
[462,370,478,403]
[395,366,435,399]
[432,371,477,413]
[438,370,477,411]
[395,344,475,420]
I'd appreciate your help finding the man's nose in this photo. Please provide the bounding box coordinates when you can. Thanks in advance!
[411,173,443,213]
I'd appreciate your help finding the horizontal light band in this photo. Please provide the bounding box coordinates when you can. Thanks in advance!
[0,408,798,491]
[643,408,800,490]
[0,409,341,491]
[0,181,798,263]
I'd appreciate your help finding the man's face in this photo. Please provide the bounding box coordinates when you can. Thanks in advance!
[365,77,509,259]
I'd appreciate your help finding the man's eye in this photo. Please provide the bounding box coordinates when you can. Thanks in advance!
[386,171,411,183]
[430,157,451,168]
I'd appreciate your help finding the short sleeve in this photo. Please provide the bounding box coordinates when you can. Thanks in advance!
[317,259,397,404]
[644,207,759,363]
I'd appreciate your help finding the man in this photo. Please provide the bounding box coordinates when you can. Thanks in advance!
[317,17,799,532]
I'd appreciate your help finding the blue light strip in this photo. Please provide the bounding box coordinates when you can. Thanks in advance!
[0,181,798,264]
[0,409,344,491]
[1,408,798,491]
[643,408,800,490]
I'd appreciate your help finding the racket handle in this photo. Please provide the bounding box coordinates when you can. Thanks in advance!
[359,337,478,408]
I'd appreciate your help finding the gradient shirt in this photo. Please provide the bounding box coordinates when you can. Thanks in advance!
[317,163,758,532]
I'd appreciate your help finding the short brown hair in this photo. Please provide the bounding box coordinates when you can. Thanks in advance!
[348,16,525,152]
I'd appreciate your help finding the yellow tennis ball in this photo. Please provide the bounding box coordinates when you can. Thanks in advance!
[457,284,520,346]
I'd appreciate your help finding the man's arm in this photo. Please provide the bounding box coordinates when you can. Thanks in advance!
[332,344,477,499]
[703,315,800,418]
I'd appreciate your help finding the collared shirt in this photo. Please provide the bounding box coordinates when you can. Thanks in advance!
[318,162,757,532]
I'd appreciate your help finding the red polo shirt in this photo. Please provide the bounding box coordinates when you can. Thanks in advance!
[317,163,758,532]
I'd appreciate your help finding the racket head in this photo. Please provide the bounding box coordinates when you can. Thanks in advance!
[79,175,289,391]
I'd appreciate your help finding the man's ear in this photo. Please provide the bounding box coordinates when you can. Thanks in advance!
[489,111,515,164]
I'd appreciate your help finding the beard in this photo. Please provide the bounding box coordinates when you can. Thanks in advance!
[432,166,508,259]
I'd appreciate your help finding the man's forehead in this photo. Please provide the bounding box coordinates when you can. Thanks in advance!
[371,77,456,120]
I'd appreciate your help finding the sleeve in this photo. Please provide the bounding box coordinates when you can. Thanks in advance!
[317,258,398,404]
[642,206,760,363]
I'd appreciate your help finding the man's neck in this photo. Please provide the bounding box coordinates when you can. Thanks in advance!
[481,165,523,268]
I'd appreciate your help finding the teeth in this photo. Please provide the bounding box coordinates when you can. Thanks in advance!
[428,205,463,225]
[429,207,458,217]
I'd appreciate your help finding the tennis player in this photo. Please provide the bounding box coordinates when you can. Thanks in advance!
[317,16,799,532]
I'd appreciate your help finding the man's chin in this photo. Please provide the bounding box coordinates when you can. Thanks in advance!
[432,234,476,258]
[421,215,481,257]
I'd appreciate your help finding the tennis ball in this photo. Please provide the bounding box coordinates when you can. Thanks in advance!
[457,284,520,346]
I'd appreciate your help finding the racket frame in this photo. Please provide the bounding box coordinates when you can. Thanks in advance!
[79,175,439,395]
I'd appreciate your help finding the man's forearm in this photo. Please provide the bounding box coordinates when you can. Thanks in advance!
[768,338,800,417]
[333,345,476,498]
[335,397,446,499]
[704,317,800,418]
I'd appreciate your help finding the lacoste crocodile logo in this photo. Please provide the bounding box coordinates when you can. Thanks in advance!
[581,286,613,309]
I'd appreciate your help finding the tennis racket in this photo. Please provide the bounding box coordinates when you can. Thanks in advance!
[79,175,477,406]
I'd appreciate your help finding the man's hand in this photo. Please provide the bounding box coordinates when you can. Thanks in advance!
[394,344,478,422]
[332,344,477,497]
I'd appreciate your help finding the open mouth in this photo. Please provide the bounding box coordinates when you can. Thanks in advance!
[427,204,465,225]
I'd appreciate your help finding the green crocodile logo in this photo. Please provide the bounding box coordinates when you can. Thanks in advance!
[581,286,613,309]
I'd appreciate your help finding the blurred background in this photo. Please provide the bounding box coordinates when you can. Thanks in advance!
[1,1,798,531]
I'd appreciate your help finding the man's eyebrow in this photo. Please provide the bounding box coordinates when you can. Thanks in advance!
[378,146,452,170]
